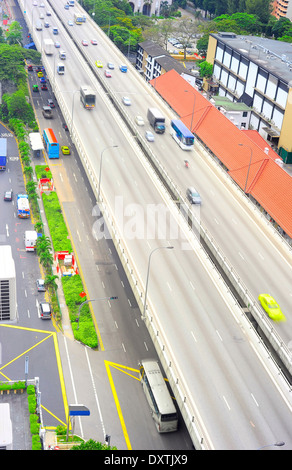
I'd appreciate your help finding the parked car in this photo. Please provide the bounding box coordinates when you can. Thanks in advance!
[36,279,45,292]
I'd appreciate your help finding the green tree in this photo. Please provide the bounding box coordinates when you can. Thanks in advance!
[245,0,272,24]
[6,21,23,45]
[198,61,213,77]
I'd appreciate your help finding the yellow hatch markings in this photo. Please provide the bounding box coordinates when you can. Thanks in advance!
[0,324,68,427]
[105,361,141,450]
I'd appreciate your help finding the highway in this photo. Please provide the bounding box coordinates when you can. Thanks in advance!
[19,0,292,449]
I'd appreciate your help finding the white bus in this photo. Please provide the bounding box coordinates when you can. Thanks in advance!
[139,359,178,433]
[80,86,96,109]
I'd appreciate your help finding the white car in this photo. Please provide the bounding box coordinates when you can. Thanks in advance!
[68,20,73,26]
[135,115,144,126]
[122,96,131,106]
[145,131,155,142]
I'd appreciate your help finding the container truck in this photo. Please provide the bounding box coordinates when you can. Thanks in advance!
[44,38,54,55]
[0,138,7,170]
[147,108,166,134]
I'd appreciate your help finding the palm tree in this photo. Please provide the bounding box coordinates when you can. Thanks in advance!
[36,235,51,256]
[40,250,54,268]
[44,274,59,292]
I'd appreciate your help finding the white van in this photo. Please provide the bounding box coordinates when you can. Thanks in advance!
[35,21,42,31]
[39,13,44,19]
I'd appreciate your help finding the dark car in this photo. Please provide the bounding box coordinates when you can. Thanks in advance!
[62,123,68,131]
[27,65,33,71]
[41,84,48,90]
[4,190,13,201]
[36,279,46,292]
[48,99,55,108]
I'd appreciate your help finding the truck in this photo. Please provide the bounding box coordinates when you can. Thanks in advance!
[57,63,65,75]
[42,106,53,119]
[147,108,166,134]
[24,231,38,252]
[44,38,54,55]
[0,138,7,171]
[0,246,16,322]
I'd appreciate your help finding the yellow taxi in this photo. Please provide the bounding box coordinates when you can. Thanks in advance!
[61,146,70,155]
[37,71,43,77]
[95,60,103,68]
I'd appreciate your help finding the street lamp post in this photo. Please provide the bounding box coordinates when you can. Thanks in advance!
[98,145,118,202]
[238,143,253,193]
[185,89,196,133]
[257,441,285,450]
[77,296,118,329]
[142,246,174,321]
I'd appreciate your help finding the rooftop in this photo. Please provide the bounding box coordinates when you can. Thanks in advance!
[211,33,292,85]
[212,96,251,112]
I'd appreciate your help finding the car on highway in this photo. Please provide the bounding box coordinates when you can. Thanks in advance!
[186,187,201,204]
[82,39,88,46]
[44,21,49,28]
[107,62,114,69]
[258,294,286,322]
[4,190,13,201]
[41,84,48,90]
[145,130,154,142]
[61,146,70,155]
[27,65,33,71]
[135,115,144,126]
[122,96,131,106]
[33,0,37,5]
[104,69,111,78]
[37,71,43,77]
[36,279,45,292]
[91,39,98,45]
[39,301,52,320]
[68,20,73,26]
[62,123,68,131]
[33,84,39,92]
[95,60,103,68]
[40,77,46,83]
[47,99,55,108]
[40,2,45,7]
[64,4,69,9]
[55,41,60,48]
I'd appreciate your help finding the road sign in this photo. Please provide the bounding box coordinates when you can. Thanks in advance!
[69,404,90,416]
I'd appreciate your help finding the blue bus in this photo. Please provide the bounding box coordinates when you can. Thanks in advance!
[43,128,59,159]
[170,119,194,151]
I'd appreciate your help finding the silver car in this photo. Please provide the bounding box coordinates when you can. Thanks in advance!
[145,131,154,142]
[122,96,131,106]
[186,187,201,204]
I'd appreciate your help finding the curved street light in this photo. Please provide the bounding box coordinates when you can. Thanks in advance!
[142,246,174,321]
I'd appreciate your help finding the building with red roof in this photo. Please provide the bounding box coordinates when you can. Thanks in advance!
[151,69,292,239]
